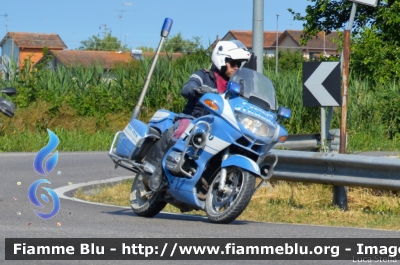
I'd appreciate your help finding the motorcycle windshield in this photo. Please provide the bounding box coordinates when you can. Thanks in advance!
[230,68,277,111]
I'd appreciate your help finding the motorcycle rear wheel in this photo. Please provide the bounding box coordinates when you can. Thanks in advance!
[130,171,167,217]
[205,167,255,224]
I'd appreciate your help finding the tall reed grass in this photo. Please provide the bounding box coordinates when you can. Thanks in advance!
[0,51,400,151]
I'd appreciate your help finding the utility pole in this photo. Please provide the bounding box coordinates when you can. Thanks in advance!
[116,10,126,50]
[276,14,279,75]
[116,2,132,50]
[252,0,264,73]
[125,33,129,47]
[11,32,14,62]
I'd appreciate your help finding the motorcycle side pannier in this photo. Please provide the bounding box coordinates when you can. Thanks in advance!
[115,119,160,161]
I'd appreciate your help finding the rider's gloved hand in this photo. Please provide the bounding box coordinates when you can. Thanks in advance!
[195,85,219,95]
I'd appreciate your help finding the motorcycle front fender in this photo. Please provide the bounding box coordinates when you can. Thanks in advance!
[221,155,261,176]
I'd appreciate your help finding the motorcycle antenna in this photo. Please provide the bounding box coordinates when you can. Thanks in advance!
[131,18,173,120]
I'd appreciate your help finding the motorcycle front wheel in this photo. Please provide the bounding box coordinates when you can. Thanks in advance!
[130,171,167,217]
[205,167,255,224]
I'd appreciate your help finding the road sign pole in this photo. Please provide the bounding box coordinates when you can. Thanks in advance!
[326,107,333,146]
[340,30,350,155]
[340,2,357,71]
[333,30,351,210]
[320,107,326,151]
[333,1,363,211]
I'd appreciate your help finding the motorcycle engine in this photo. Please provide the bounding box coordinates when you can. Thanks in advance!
[166,151,196,177]
[166,151,184,175]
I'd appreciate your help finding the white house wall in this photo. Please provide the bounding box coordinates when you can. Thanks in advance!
[223,34,235,41]
[265,35,299,57]
[279,36,300,53]
[1,38,20,66]
[264,50,274,57]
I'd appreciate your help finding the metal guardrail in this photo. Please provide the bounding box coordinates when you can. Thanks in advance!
[273,129,343,152]
[273,133,320,151]
[267,150,400,191]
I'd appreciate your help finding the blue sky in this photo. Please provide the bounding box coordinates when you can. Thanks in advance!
[0,0,310,50]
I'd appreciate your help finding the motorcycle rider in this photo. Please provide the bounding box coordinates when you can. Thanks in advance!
[148,40,250,191]
[172,40,251,140]
[181,40,251,119]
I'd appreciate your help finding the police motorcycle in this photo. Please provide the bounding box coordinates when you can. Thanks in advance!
[109,66,291,224]
[108,18,291,224]
[0,87,17,117]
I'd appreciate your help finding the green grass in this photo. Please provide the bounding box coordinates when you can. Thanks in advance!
[348,131,400,152]
[0,129,114,152]
[1,126,399,152]
[1,95,400,152]
[2,55,400,146]
[74,179,400,230]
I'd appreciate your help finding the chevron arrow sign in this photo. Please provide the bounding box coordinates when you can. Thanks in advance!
[302,62,341,107]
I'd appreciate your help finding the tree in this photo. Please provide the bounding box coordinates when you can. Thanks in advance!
[162,32,203,53]
[289,0,380,42]
[79,33,129,51]
[289,0,400,82]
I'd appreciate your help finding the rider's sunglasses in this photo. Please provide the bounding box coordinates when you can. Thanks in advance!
[226,59,243,68]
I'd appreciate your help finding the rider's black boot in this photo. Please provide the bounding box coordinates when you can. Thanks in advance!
[147,126,175,192]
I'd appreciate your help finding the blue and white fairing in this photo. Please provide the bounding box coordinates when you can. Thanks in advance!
[200,68,289,153]
[148,109,177,133]
[162,68,289,208]
[115,119,152,159]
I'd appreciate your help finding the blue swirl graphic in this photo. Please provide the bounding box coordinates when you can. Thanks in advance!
[28,179,60,219]
[33,129,59,176]
[41,193,49,203]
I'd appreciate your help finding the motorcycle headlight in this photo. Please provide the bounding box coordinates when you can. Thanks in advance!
[235,112,275,138]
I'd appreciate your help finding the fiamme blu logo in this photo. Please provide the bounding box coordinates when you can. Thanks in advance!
[28,129,60,220]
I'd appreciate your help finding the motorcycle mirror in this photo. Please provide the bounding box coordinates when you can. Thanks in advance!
[0,97,15,117]
[0,87,17,96]
[277,106,292,119]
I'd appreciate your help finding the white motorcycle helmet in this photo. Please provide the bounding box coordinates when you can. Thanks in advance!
[211,40,251,70]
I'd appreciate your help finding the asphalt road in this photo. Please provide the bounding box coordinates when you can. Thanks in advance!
[1,151,399,265]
